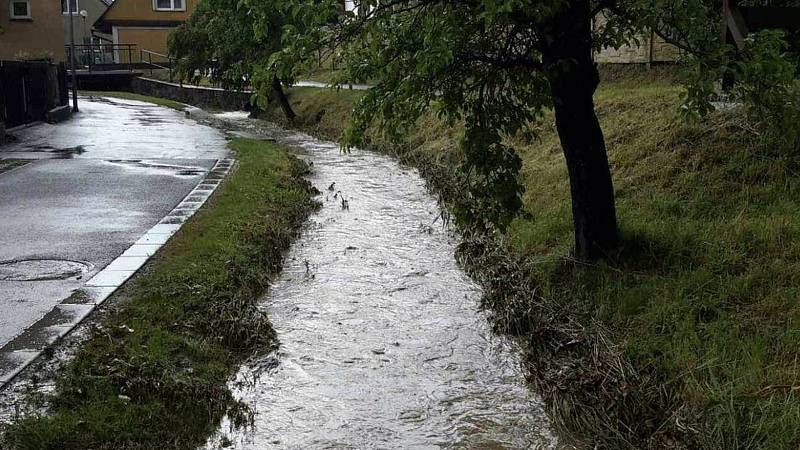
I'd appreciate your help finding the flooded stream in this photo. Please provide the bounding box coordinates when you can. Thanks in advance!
[207,113,556,449]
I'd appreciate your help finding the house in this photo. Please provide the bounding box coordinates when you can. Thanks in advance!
[0,0,65,60]
[62,0,113,46]
[94,0,197,63]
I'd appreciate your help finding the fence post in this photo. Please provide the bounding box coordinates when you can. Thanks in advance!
[0,63,4,144]
[0,90,4,144]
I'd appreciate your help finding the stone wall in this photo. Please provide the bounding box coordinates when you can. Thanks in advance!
[1,60,68,127]
[595,32,683,64]
[130,77,253,111]
[593,14,682,64]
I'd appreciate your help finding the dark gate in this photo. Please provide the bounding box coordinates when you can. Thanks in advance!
[0,60,67,128]
[724,0,800,50]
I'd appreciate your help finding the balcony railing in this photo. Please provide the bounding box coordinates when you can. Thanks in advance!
[140,49,174,81]
[64,44,139,71]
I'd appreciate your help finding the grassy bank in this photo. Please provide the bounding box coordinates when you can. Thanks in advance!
[263,75,800,449]
[1,138,318,449]
[0,160,28,175]
[82,90,188,111]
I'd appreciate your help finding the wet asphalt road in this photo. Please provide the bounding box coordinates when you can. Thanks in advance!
[0,96,228,348]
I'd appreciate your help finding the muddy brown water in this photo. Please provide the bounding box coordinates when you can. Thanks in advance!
[204,113,556,449]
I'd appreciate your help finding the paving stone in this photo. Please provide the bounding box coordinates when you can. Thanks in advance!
[85,269,135,287]
[119,244,162,258]
[60,286,116,305]
[103,256,149,272]
[2,325,72,352]
[135,233,171,245]
[159,216,185,225]
[148,224,181,235]
[0,351,39,385]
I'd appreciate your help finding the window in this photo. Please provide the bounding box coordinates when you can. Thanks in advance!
[153,0,183,11]
[9,0,31,19]
[61,0,78,14]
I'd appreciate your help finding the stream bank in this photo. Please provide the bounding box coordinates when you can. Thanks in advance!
[254,87,672,450]
[1,137,319,450]
[203,114,557,448]
[253,76,800,450]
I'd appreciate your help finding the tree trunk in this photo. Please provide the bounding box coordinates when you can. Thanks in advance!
[542,1,619,260]
[271,76,296,121]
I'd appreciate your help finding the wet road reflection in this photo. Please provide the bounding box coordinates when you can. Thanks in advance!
[206,114,555,449]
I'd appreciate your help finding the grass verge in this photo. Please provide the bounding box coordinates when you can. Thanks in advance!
[82,90,188,111]
[261,74,800,449]
[1,138,319,449]
[0,160,28,175]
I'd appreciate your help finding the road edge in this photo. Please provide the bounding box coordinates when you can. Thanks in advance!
[0,158,235,389]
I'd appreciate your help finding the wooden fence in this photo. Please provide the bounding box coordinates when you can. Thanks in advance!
[0,60,68,128]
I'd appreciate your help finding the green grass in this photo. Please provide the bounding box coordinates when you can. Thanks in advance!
[0,160,28,175]
[82,90,188,111]
[263,74,800,449]
[143,69,218,88]
[1,139,319,450]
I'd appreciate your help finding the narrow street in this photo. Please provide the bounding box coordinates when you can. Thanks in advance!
[0,96,229,381]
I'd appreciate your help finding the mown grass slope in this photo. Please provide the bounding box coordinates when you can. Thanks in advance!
[264,74,800,449]
[2,138,319,450]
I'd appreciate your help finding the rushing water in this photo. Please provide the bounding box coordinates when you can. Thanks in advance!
[206,113,555,449]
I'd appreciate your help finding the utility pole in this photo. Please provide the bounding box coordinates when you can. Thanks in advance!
[67,0,79,112]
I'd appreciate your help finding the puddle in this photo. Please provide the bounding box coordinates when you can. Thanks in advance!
[23,145,86,159]
[106,160,207,177]
[87,96,163,109]
[204,115,556,449]
[0,259,92,281]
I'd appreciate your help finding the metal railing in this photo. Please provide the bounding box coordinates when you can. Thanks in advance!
[64,43,139,71]
[140,49,174,81]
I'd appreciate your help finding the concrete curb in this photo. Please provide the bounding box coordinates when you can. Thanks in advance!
[0,157,235,389]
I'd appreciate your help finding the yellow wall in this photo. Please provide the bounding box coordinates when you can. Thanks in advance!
[116,27,173,62]
[0,0,65,61]
[104,0,197,22]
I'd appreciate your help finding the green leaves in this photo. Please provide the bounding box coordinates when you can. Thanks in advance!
[169,0,300,91]
[292,0,572,230]
[681,26,800,152]
[732,30,800,150]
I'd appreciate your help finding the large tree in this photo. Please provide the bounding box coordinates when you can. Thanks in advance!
[272,0,663,260]
[169,0,296,119]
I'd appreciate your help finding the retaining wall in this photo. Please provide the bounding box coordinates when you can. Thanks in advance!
[130,77,253,111]
[1,60,68,128]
